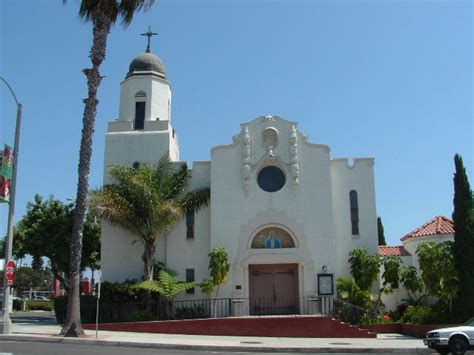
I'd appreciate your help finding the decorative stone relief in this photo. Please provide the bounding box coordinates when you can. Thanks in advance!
[262,127,278,159]
[242,125,252,193]
[261,115,276,123]
[289,125,299,187]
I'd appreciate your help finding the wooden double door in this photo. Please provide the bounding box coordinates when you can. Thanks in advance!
[249,264,299,315]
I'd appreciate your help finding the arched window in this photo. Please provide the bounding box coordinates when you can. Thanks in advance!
[251,227,295,249]
[350,190,359,235]
[134,91,146,130]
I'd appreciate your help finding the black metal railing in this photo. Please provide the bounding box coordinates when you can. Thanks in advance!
[62,295,366,324]
[73,297,233,324]
[232,296,334,317]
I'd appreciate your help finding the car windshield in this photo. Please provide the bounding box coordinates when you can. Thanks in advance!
[462,317,474,326]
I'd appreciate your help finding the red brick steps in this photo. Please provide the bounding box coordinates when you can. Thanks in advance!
[84,316,376,338]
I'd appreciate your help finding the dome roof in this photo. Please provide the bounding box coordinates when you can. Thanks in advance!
[128,52,166,77]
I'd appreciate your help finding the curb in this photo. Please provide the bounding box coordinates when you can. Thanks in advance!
[0,335,434,353]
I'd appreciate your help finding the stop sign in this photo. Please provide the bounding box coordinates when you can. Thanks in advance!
[5,260,16,285]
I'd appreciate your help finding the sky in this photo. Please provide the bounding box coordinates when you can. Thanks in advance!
[0,0,472,251]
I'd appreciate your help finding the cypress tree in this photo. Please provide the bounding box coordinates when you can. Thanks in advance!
[452,154,474,321]
[377,217,387,246]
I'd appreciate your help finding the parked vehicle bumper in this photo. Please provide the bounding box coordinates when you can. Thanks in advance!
[424,337,449,348]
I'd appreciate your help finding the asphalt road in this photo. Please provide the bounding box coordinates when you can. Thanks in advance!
[10,312,58,325]
[1,340,225,355]
[0,340,429,355]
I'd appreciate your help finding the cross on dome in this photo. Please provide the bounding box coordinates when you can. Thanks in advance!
[141,25,158,53]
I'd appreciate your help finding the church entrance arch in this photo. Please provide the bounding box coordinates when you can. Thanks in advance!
[249,263,299,315]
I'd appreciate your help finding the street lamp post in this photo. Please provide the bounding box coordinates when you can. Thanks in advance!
[0,76,22,335]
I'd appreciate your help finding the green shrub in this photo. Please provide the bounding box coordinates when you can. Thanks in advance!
[26,300,53,311]
[336,303,367,324]
[401,306,434,324]
[11,299,53,312]
[361,314,397,324]
[13,299,24,311]
[135,309,153,321]
[401,303,452,324]
[175,305,209,320]
[98,280,161,303]
[53,280,174,324]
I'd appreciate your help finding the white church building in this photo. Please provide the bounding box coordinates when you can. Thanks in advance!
[101,43,378,314]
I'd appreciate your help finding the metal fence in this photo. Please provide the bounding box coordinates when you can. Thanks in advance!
[232,296,334,317]
[77,297,233,324]
[74,296,343,324]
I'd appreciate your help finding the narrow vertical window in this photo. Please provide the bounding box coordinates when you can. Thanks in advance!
[134,102,145,130]
[350,190,359,235]
[186,211,195,239]
[186,268,195,294]
[134,91,146,130]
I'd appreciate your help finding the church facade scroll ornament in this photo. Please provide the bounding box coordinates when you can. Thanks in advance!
[242,125,252,193]
[289,125,300,187]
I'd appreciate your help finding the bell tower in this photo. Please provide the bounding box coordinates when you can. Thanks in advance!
[104,28,179,184]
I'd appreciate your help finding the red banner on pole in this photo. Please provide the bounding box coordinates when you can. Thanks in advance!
[0,144,13,203]
[5,260,16,286]
[1,145,13,179]
[0,176,10,203]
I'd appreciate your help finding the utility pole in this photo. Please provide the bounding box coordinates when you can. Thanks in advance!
[0,76,23,334]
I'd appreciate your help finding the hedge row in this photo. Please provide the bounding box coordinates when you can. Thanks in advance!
[13,299,54,311]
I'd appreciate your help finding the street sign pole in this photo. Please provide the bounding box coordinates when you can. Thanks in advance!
[95,273,101,338]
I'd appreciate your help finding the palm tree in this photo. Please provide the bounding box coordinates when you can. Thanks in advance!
[61,0,155,337]
[336,277,370,309]
[89,154,210,280]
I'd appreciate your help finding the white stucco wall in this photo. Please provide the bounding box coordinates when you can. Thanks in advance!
[104,130,179,185]
[403,234,454,266]
[119,75,172,123]
[101,222,165,282]
[331,158,378,279]
[166,161,211,300]
[101,113,378,307]
[206,116,376,300]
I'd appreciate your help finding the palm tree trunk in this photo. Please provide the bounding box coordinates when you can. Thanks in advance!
[143,240,157,281]
[61,10,111,337]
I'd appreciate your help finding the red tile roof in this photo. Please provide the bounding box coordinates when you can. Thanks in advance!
[378,245,411,256]
[401,216,454,242]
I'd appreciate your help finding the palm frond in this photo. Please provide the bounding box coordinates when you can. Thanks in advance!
[119,0,155,27]
[132,270,196,299]
[179,188,210,213]
[159,163,191,200]
[77,0,120,24]
[70,0,154,27]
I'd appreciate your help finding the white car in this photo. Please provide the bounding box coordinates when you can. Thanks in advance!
[33,296,49,301]
[424,318,474,355]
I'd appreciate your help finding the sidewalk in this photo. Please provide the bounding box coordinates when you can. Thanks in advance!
[1,313,435,353]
